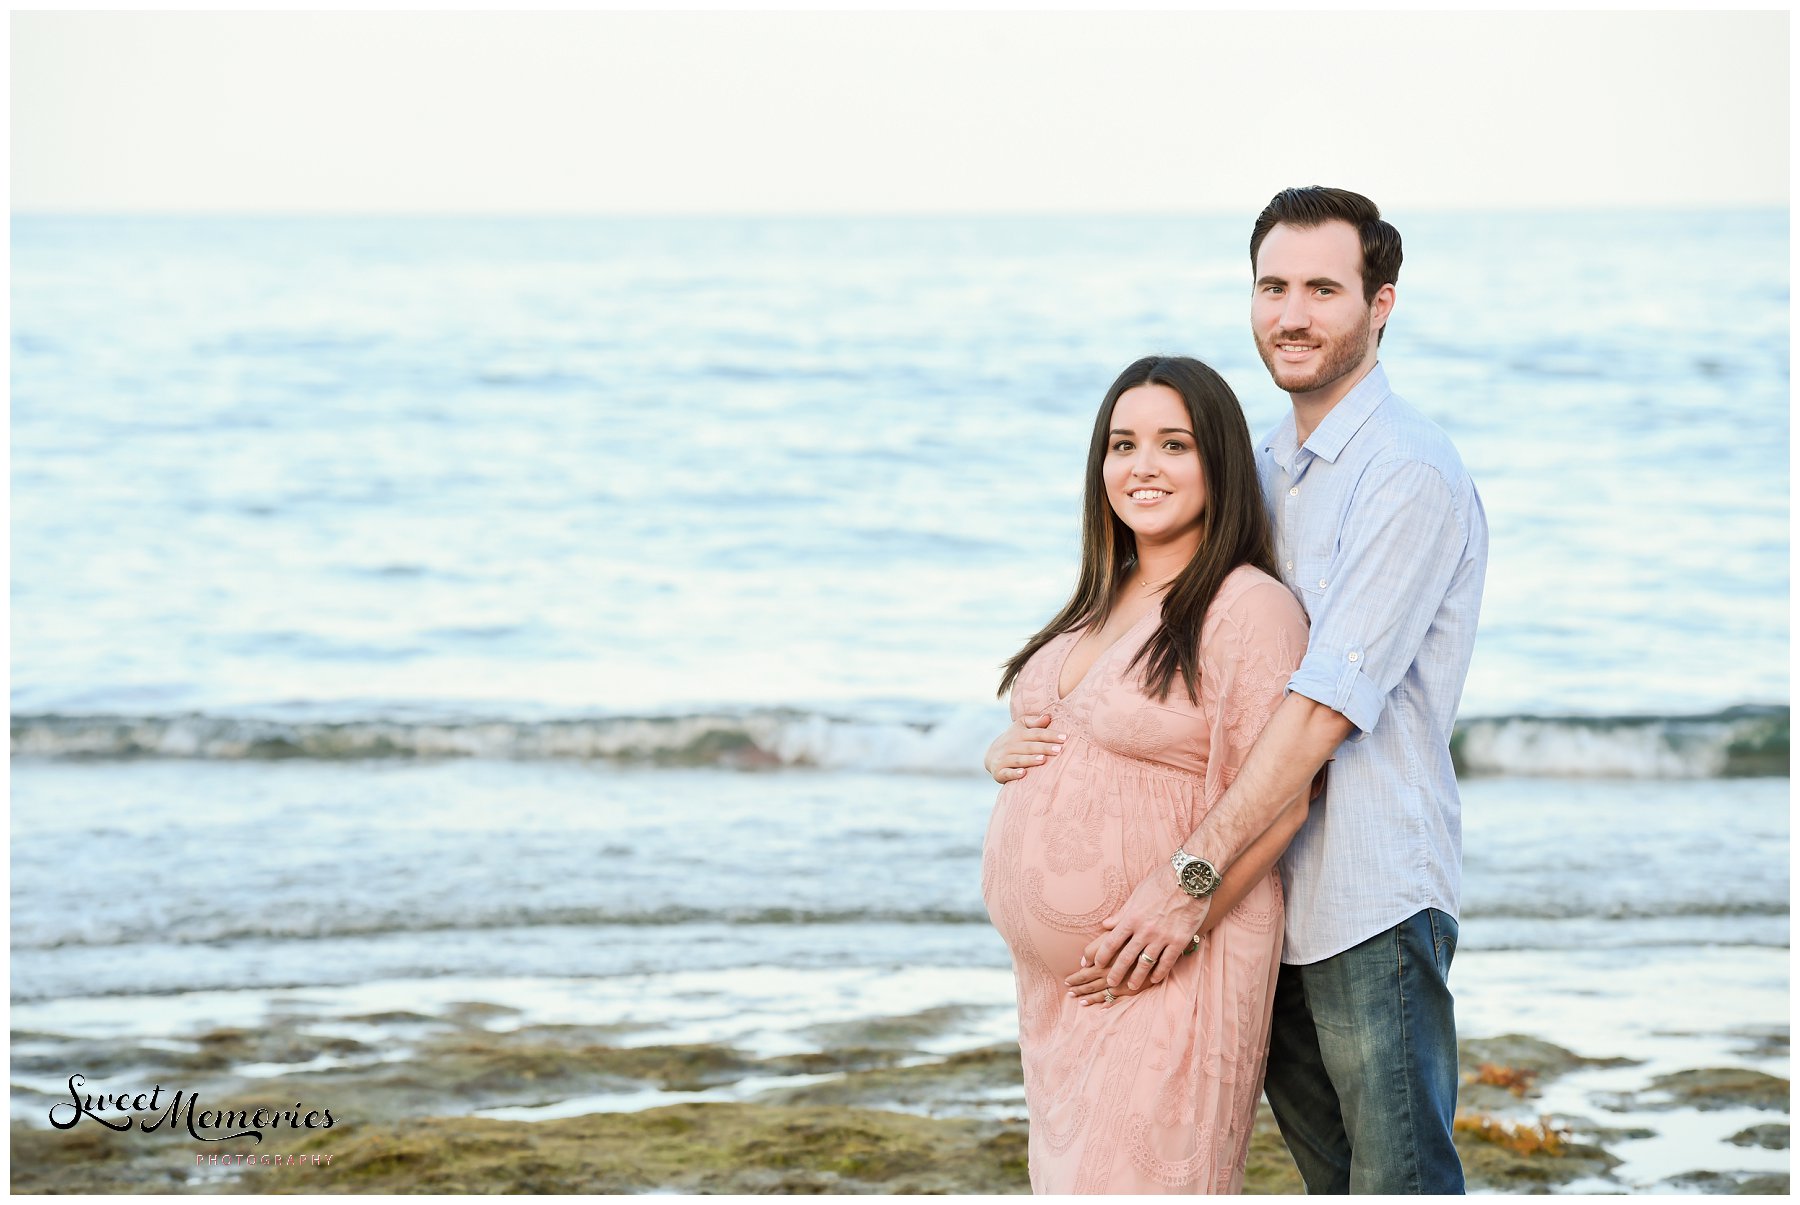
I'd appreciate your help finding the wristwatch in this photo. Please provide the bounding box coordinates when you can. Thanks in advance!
[1170,848,1222,898]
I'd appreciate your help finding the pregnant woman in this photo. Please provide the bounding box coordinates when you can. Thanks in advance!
[980,356,1309,1193]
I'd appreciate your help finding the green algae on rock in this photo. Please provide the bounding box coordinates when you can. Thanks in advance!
[1640,1067,1790,1112]
[1456,1135,1620,1191]
[1729,1122,1790,1150]
[1243,1101,1306,1193]
[1454,1032,1639,1115]
[8,1007,1764,1196]
[309,1104,1031,1194]
[12,1120,187,1195]
[281,1033,763,1120]
[1452,1115,1621,1188]
[1659,1169,1792,1194]
[756,1042,1023,1115]
[799,1004,992,1051]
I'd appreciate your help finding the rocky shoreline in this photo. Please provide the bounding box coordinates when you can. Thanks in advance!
[11,1000,1789,1194]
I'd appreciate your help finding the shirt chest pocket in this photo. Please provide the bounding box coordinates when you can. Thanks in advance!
[1295,550,1333,603]
[1293,514,1338,608]
[1280,489,1338,597]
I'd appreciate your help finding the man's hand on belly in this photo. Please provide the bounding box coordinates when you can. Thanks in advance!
[1079,873,1209,992]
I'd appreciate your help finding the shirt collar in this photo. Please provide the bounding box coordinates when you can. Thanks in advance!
[1263,410,1302,473]
[1297,362,1392,464]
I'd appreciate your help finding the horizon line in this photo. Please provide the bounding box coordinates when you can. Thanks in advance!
[12,202,1790,220]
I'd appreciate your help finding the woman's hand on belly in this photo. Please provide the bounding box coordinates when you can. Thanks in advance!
[1064,954,1156,1007]
[984,713,1067,784]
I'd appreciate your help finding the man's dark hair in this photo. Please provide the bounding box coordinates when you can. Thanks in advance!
[1249,186,1403,307]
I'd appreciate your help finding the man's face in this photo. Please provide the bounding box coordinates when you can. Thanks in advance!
[1251,220,1387,400]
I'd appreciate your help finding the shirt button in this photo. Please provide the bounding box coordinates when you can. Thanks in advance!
[1318,579,1328,589]
[1285,560,1293,571]
[1288,486,1299,496]
[1348,652,1360,663]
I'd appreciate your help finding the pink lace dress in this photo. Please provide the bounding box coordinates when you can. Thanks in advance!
[981,566,1307,1194]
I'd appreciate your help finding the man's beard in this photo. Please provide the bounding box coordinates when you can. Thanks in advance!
[1257,307,1372,397]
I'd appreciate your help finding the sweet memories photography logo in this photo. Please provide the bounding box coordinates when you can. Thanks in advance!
[50,1074,338,1144]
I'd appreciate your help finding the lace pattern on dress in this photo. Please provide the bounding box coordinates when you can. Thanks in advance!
[1125,1113,1218,1187]
[1041,799,1103,873]
[1105,705,1173,760]
[1037,1099,1091,1153]
[1024,866,1126,933]
[1213,612,1301,756]
[1226,873,1281,932]
[1072,1005,1157,1194]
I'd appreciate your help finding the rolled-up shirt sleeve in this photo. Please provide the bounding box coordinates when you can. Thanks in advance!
[1287,458,1465,737]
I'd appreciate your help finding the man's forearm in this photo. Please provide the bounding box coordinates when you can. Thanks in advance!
[1195,791,1309,936]
[1183,692,1354,874]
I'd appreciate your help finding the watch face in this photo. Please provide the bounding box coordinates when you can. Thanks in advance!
[1180,859,1220,896]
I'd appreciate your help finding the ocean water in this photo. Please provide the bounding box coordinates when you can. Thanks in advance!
[11,213,1789,735]
[8,763,1788,1006]
[9,214,1790,1186]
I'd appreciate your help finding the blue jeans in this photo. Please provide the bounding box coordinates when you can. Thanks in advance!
[1262,908,1464,1194]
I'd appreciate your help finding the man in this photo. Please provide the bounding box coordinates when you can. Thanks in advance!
[1083,186,1488,1193]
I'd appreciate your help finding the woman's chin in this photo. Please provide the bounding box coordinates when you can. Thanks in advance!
[1121,522,1202,548]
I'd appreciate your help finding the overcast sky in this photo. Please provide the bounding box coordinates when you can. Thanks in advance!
[12,10,1789,213]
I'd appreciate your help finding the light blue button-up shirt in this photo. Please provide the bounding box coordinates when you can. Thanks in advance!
[1258,363,1488,965]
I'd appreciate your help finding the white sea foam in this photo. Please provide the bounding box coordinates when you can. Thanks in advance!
[11,703,1785,779]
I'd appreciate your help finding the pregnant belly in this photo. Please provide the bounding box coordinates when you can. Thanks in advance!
[982,785,1132,980]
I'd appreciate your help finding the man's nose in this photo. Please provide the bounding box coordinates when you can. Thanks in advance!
[1280,294,1311,330]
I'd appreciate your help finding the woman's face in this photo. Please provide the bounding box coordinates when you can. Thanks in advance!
[1103,384,1208,551]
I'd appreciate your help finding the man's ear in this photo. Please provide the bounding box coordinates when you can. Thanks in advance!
[1370,282,1397,334]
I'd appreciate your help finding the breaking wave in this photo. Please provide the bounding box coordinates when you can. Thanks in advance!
[11,703,1787,778]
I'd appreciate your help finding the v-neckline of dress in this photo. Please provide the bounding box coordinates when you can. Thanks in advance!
[1053,605,1161,703]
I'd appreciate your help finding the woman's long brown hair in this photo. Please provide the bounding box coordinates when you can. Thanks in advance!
[998,356,1277,704]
